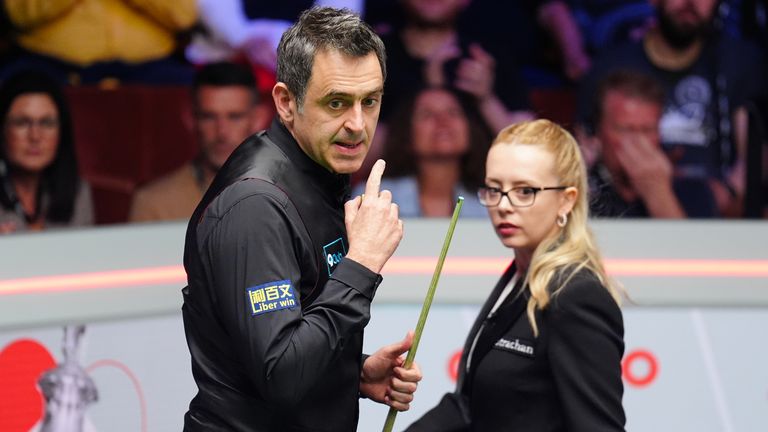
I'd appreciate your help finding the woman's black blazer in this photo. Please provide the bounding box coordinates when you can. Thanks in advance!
[406,262,626,432]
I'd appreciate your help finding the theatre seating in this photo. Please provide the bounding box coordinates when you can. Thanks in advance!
[65,85,198,224]
[65,85,576,225]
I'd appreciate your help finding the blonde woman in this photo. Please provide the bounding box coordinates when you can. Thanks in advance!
[407,119,625,431]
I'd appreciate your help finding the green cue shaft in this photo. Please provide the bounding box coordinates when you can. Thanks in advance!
[382,196,464,432]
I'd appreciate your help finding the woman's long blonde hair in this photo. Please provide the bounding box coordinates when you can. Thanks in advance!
[491,119,622,336]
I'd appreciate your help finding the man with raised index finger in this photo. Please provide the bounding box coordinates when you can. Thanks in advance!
[181,7,422,432]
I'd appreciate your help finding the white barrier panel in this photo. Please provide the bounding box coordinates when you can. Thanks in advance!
[1,219,767,430]
[1,307,767,431]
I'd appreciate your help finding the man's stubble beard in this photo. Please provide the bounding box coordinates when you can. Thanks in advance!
[656,7,714,50]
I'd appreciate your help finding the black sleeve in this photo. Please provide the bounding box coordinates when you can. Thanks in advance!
[201,188,380,406]
[404,392,471,432]
[546,276,626,432]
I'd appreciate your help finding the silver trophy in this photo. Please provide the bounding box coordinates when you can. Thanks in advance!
[38,325,98,432]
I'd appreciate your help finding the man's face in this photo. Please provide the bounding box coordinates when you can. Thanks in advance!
[597,90,662,177]
[655,0,718,47]
[285,50,384,174]
[195,85,260,170]
[411,88,469,159]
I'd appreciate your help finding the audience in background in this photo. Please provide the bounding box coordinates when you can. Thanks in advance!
[0,3,763,224]
[186,0,362,92]
[568,1,655,55]
[0,70,93,233]
[728,0,768,218]
[578,0,767,217]
[537,0,594,81]
[128,62,268,222]
[467,0,591,83]
[355,86,490,217]
[0,0,197,85]
[585,69,717,217]
[376,0,534,134]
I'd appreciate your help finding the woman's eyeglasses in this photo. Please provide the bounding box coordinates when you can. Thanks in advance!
[477,186,568,207]
[5,116,60,132]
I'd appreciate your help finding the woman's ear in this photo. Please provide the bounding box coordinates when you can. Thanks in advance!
[560,186,578,215]
[272,83,295,126]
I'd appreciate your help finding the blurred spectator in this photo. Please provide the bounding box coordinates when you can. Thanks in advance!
[538,1,594,81]
[469,1,591,82]
[128,62,269,222]
[585,69,717,217]
[578,0,767,217]
[0,70,93,233]
[377,0,534,134]
[568,0,655,55]
[186,0,363,94]
[733,0,768,222]
[729,0,768,218]
[453,0,650,86]
[355,86,490,217]
[0,0,197,85]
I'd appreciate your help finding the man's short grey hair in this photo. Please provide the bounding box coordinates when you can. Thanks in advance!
[276,7,387,109]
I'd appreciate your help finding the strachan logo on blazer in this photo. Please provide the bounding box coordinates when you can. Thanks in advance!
[494,337,535,357]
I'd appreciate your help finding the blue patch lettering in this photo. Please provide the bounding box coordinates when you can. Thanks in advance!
[322,237,346,276]
[247,280,297,316]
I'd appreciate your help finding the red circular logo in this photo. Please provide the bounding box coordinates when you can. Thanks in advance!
[622,349,659,387]
[447,349,463,382]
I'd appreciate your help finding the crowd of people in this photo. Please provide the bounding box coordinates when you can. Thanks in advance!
[0,0,766,235]
[2,3,763,431]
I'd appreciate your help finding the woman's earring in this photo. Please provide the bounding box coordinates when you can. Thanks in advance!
[557,213,568,227]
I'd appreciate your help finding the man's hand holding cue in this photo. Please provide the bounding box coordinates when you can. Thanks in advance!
[345,159,423,411]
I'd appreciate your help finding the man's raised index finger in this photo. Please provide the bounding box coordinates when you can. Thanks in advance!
[365,159,386,197]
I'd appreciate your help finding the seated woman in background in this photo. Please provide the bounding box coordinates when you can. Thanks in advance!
[406,119,625,431]
[356,86,491,217]
[0,71,93,233]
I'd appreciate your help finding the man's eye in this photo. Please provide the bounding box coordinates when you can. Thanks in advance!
[328,100,344,109]
[362,97,379,107]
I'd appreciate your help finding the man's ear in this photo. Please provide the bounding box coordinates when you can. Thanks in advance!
[272,83,295,126]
